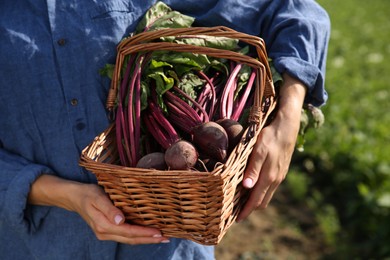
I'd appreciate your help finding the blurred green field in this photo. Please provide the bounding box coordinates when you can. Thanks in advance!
[216,1,390,259]
[288,0,390,258]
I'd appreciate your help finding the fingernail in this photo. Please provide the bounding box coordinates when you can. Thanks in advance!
[114,215,123,225]
[243,178,253,188]
[153,234,162,238]
[160,239,170,243]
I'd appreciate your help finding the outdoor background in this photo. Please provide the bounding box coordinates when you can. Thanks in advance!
[215,0,390,259]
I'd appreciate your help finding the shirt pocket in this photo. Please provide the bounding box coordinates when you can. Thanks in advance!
[87,1,141,64]
[90,0,136,22]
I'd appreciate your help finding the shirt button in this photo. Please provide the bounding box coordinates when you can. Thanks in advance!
[57,38,66,46]
[70,98,78,106]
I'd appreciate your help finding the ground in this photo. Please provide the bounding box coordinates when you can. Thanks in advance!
[214,187,330,260]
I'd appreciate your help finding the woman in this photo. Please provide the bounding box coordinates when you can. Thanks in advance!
[0,0,330,259]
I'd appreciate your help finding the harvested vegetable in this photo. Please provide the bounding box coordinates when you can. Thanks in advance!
[106,1,263,170]
[164,86,229,162]
[216,118,244,152]
[143,99,199,170]
[136,152,167,170]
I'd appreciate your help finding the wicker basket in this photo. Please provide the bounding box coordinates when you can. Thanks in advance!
[79,26,277,245]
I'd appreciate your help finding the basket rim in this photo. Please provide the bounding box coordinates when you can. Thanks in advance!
[79,122,258,180]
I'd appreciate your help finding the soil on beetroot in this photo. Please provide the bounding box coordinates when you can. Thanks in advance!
[215,187,332,260]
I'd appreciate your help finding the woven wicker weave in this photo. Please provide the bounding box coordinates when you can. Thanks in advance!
[79,26,277,245]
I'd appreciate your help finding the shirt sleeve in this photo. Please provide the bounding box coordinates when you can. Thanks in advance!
[258,0,331,106]
[0,148,54,234]
[170,0,331,106]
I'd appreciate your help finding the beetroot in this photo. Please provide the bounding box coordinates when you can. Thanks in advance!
[216,118,244,151]
[136,152,167,170]
[192,121,228,162]
[114,48,256,170]
[165,87,229,162]
[143,100,199,170]
[164,140,199,170]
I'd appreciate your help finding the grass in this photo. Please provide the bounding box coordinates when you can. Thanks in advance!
[286,0,390,258]
[315,0,390,157]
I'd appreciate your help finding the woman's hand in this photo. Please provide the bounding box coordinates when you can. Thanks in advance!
[237,74,307,222]
[28,175,170,244]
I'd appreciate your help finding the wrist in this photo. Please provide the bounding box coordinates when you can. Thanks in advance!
[28,174,86,212]
[273,73,307,133]
[278,73,307,112]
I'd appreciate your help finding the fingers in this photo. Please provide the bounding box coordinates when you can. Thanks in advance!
[80,185,170,244]
[260,181,279,209]
[237,128,289,222]
[97,233,169,245]
[237,166,283,222]
[91,209,169,244]
[242,131,268,189]
[91,189,125,225]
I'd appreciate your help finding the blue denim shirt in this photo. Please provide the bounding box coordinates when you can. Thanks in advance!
[0,0,330,259]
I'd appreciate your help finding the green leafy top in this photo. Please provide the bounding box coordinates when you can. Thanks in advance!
[135,1,195,33]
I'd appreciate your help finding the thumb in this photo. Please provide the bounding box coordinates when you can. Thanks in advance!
[243,135,268,189]
[94,190,125,225]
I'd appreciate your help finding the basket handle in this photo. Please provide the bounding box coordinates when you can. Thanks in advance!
[106,26,275,125]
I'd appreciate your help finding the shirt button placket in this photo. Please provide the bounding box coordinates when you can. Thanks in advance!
[56,37,77,108]
[56,36,83,130]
